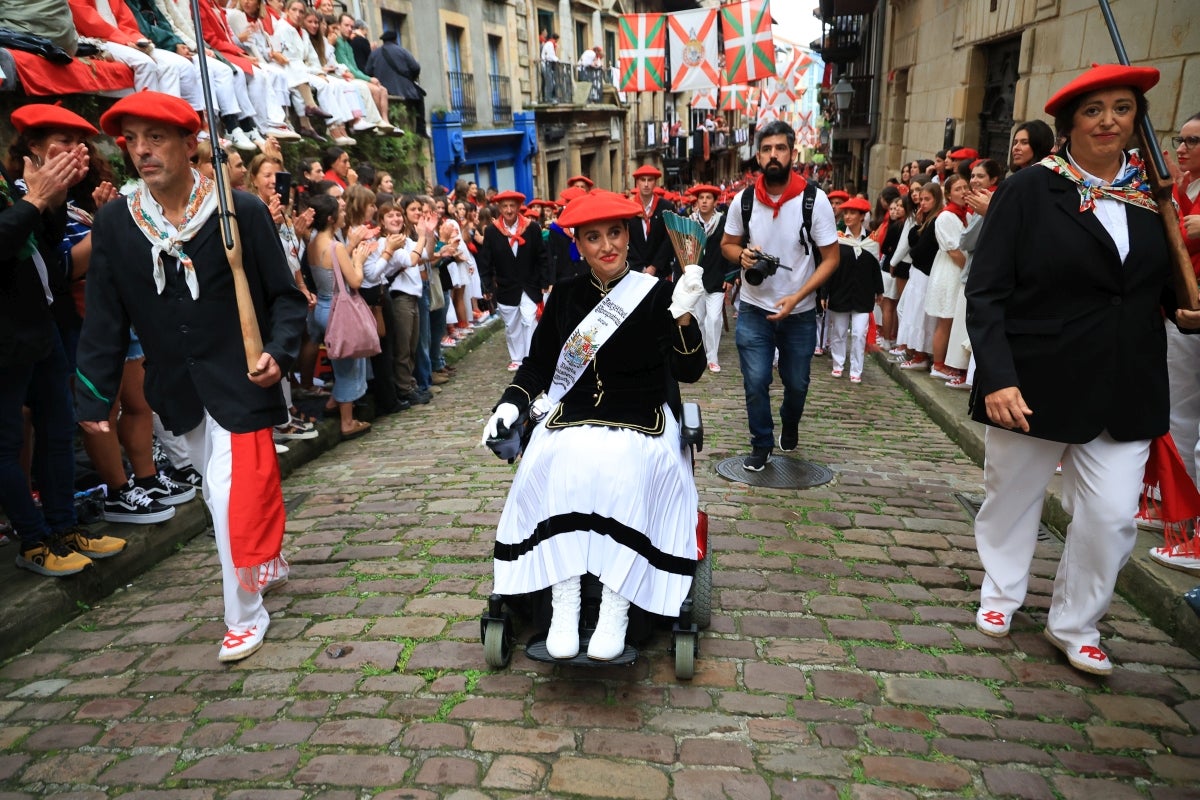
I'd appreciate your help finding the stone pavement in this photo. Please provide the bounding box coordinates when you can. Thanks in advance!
[2,325,1200,800]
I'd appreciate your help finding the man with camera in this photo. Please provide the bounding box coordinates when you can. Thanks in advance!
[721,120,840,471]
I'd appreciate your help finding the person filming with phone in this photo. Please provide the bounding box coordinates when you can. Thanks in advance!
[720,120,840,472]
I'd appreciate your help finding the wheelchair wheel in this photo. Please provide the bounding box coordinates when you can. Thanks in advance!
[690,552,712,630]
[674,630,697,680]
[483,620,512,669]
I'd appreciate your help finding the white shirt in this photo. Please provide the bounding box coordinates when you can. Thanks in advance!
[541,40,558,63]
[1067,149,1130,263]
[373,237,422,296]
[579,49,597,68]
[723,184,838,314]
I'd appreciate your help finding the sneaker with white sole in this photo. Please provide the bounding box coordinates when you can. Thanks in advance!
[16,536,93,577]
[228,128,257,151]
[136,473,196,506]
[743,446,772,472]
[104,484,176,525]
[273,422,318,441]
[164,464,203,490]
[218,622,268,662]
[60,526,126,559]
[1148,544,1200,573]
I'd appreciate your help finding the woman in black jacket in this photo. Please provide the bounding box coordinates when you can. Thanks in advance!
[894,182,943,370]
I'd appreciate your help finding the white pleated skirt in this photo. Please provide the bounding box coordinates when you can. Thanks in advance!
[494,403,698,617]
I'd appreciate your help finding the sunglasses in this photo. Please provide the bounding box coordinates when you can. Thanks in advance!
[1172,136,1200,150]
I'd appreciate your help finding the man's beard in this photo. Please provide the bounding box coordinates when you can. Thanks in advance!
[763,161,790,182]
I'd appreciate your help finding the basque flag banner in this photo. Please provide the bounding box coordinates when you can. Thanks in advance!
[781,50,814,101]
[668,8,720,92]
[691,88,719,109]
[721,0,776,85]
[618,14,667,92]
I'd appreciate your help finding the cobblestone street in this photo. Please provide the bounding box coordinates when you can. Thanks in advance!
[2,330,1200,800]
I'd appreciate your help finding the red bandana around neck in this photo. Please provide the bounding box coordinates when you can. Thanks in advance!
[755,171,807,219]
[943,202,970,225]
[496,215,529,248]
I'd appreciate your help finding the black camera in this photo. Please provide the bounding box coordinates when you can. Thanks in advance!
[743,250,783,286]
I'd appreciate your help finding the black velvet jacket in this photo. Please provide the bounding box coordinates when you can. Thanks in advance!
[0,164,65,368]
[499,268,706,435]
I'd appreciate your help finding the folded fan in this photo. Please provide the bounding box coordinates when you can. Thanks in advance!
[663,211,707,268]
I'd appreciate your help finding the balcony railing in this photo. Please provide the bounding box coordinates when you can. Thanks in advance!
[489,74,512,124]
[537,61,575,105]
[576,65,611,103]
[447,70,477,125]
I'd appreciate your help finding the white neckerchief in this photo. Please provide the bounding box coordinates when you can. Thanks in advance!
[1067,148,1130,263]
[547,269,657,405]
[836,226,879,259]
[127,170,218,300]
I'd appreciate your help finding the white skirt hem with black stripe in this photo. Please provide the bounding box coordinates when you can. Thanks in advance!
[493,403,698,617]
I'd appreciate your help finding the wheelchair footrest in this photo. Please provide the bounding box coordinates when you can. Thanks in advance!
[525,634,638,666]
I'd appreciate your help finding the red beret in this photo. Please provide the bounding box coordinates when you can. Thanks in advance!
[948,147,978,160]
[1044,63,1159,116]
[11,103,97,136]
[688,184,721,198]
[632,164,662,179]
[839,197,871,213]
[555,189,642,228]
[653,186,666,196]
[492,190,526,204]
[100,91,201,136]
[827,190,850,201]
[527,198,555,208]
[566,174,594,187]
[524,209,541,219]
[557,186,587,206]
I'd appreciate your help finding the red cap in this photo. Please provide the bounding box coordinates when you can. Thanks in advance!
[11,103,97,136]
[557,186,588,206]
[100,90,202,136]
[688,184,721,198]
[566,174,594,187]
[524,209,541,219]
[632,164,662,179]
[492,190,526,204]
[1044,63,1159,116]
[839,197,871,213]
[555,189,642,228]
[827,190,850,201]
[527,198,555,208]
[948,147,978,160]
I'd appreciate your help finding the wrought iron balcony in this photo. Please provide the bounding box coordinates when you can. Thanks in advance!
[489,74,511,124]
[537,61,575,105]
[447,70,476,126]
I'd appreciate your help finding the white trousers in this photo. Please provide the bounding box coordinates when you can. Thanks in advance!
[691,290,725,366]
[197,55,240,118]
[103,42,203,109]
[181,413,271,633]
[975,426,1149,649]
[827,310,869,376]
[497,294,537,363]
[1167,324,1200,486]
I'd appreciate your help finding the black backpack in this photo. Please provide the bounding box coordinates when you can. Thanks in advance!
[740,182,820,256]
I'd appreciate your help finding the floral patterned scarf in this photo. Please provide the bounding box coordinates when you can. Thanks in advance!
[1039,149,1158,214]
[127,169,217,300]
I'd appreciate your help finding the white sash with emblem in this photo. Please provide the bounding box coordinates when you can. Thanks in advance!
[546,269,658,405]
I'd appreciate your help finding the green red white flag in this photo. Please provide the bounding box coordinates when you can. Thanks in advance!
[721,1,775,85]
[720,84,752,114]
[668,8,720,92]
[691,88,719,109]
[618,14,667,92]
[781,50,813,101]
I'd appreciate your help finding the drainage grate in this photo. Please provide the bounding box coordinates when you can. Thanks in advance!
[715,456,834,489]
[954,492,1057,542]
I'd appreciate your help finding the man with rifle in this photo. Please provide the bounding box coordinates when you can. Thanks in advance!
[75,92,307,663]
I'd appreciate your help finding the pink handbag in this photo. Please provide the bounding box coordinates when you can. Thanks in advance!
[323,243,381,360]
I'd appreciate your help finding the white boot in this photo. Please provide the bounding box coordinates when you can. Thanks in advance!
[546,576,581,658]
[587,584,630,660]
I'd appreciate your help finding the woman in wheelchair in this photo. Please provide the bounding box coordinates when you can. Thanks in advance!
[482,190,708,660]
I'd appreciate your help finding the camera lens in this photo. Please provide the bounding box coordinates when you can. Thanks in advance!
[743,269,763,286]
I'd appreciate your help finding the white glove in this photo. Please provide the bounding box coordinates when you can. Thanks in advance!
[481,403,520,446]
[668,264,706,319]
[530,395,554,420]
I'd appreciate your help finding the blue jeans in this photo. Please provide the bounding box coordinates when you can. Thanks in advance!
[415,280,432,391]
[735,303,817,449]
[0,330,76,546]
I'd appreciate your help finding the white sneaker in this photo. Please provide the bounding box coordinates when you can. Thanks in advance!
[229,128,257,151]
[263,123,301,142]
[352,119,376,132]
[1149,544,1200,573]
[247,128,267,147]
[587,585,630,661]
[975,608,1010,637]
